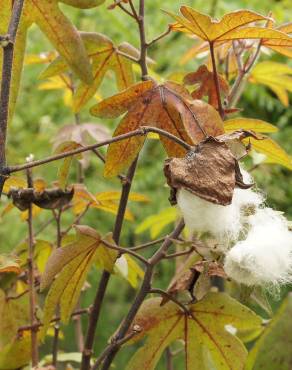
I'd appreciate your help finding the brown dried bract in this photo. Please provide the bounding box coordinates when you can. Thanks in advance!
[9,187,74,211]
[164,136,248,206]
[192,260,227,278]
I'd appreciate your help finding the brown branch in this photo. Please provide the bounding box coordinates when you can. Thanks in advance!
[147,26,171,47]
[26,168,39,367]
[137,0,148,79]
[52,323,60,368]
[149,288,190,315]
[209,41,224,119]
[0,0,25,195]
[163,247,195,259]
[62,204,90,237]
[97,220,185,370]
[18,307,91,333]
[91,329,141,370]
[101,238,149,266]
[81,159,139,370]
[165,347,174,370]
[7,126,192,174]
[130,236,165,251]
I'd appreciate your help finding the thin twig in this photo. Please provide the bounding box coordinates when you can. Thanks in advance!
[81,159,139,370]
[98,220,185,370]
[166,347,174,370]
[209,41,224,119]
[163,247,194,259]
[147,26,171,47]
[52,324,60,368]
[0,0,25,195]
[91,330,140,370]
[149,288,190,315]
[101,239,149,265]
[130,236,165,251]
[116,49,139,63]
[62,204,90,237]
[7,126,192,174]
[117,3,135,19]
[18,307,91,333]
[26,168,39,366]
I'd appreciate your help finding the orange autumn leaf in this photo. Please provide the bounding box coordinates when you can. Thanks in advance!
[91,80,224,177]
[184,65,229,108]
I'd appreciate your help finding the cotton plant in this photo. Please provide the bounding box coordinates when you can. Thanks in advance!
[165,136,292,291]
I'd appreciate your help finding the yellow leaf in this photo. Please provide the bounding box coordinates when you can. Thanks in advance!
[24,51,57,65]
[126,293,262,370]
[114,254,144,288]
[136,207,178,239]
[246,137,292,170]
[249,62,292,106]
[166,7,292,43]
[224,118,278,133]
[41,226,117,333]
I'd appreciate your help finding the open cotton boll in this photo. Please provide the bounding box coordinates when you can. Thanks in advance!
[177,185,263,248]
[224,208,292,287]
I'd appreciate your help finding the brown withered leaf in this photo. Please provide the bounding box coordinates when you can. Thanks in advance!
[91,80,224,177]
[164,136,248,206]
[9,187,74,211]
[184,65,229,108]
[192,260,227,278]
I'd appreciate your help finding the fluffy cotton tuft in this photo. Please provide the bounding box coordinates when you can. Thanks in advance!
[224,208,292,288]
[177,183,263,248]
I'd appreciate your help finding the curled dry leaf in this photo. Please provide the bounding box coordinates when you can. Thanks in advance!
[91,80,225,177]
[192,260,227,278]
[164,136,249,206]
[184,65,229,108]
[8,187,74,211]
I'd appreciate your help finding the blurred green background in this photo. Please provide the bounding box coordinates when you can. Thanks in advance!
[1,0,291,368]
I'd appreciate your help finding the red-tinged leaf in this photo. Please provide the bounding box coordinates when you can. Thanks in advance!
[91,80,155,118]
[126,293,262,370]
[92,81,224,177]
[184,65,229,108]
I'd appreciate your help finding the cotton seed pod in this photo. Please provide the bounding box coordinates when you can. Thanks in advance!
[164,136,251,206]
[224,208,292,287]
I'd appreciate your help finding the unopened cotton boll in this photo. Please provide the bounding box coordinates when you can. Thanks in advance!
[177,184,263,247]
[224,208,292,287]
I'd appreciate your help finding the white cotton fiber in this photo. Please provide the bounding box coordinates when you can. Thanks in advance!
[224,208,292,287]
[177,184,263,247]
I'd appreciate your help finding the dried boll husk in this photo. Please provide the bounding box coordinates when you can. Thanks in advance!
[224,208,292,288]
[164,136,251,207]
